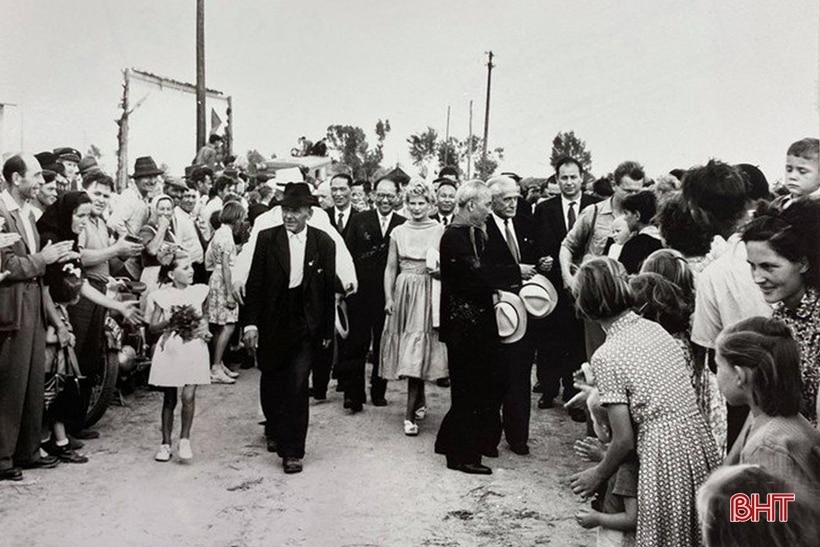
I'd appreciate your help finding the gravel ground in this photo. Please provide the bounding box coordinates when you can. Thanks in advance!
[1,366,595,547]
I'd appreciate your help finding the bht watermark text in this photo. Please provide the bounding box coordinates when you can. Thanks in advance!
[730,493,795,522]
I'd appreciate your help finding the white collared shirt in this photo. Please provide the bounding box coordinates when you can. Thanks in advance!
[288,228,307,288]
[560,195,581,231]
[174,206,204,263]
[333,206,351,232]
[437,212,453,226]
[1,190,37,251]
[378,211,393,236]
[491,212,520,252]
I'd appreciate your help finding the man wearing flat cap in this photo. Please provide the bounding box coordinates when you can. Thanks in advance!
[243,182,337,475]
[53,147,81,193]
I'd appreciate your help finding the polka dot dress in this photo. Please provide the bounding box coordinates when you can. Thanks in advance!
[593,312,720,547]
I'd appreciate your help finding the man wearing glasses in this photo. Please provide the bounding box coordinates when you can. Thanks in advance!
[338,177,406,412]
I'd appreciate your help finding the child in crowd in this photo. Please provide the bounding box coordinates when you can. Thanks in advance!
[775,137,820,206]
[697,464,820,547]
[42,264,89,463]
[575,387,638,547]
[604,216,631,262]
[204,201,246,384]
[716,317,820,498]
[618,191,663,274]
[148,257,212,462]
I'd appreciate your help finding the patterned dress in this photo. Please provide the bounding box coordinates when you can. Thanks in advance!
[772,287,820,425]
[593,312,720,547]
[379,221,448,381]
[205,225,239,325]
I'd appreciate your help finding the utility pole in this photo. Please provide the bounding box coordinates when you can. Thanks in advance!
[444,105,451,166]
[196,0,206,153]
[467,100,474,179]
[481,51,494,176]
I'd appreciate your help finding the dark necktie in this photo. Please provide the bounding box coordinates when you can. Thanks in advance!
[337,212,345,233]
[504,218,521,263]
[567,201,577,230]
[442,215,448,226]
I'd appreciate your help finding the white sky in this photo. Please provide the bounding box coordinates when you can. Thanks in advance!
[1,0,818,182]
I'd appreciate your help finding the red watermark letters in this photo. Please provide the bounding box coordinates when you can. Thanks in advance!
[730,493,795,522]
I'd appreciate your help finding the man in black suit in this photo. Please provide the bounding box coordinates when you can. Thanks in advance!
[328,173,354,239]
[338,177,405,412]
[429,178,457,226]
[484,175,543,455]
[532,157,598,416]
[243,183,336,474]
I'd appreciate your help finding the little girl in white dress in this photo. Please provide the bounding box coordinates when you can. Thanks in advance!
[148,256,211,462]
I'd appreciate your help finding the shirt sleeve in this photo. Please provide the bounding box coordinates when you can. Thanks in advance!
[611,458,639,499]
[560,204,593,259]
[691,271,721,348]
[593,352,630,406]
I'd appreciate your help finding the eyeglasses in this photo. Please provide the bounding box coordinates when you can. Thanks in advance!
[375,193,396,200]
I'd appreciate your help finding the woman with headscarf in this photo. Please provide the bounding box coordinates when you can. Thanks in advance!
[36,191,141,453]
[139,194,180,294]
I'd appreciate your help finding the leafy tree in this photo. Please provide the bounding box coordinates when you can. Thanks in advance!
[87,144,103,159]
[436,137,460,172]
[550,130,592,173]
[407,127,439,176]
[326,119,390,180]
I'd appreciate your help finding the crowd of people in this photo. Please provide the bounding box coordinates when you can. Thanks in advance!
[1,136,820,547]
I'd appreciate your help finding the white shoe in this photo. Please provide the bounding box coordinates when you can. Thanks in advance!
[404,420,419,436]
[211,369,236,384]
[221,363,239,379]
[414,406,427,421]
[155,444,172,462]
[178,439,193,461]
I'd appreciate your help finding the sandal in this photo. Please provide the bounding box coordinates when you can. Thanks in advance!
[221,363,239,379]
[414,406,427,421]
[403,420,419,436]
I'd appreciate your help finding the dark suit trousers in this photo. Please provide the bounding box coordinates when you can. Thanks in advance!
[495,334,535,448]
[0,283,46,470]
[435,340,501,464]
[339,294,387,404]
[310,335,334,395]
[259,289,314,459]
[535,295,585,402]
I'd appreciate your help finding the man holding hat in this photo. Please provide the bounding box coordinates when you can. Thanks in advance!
[243,182,337,474]
[483,175,545,456]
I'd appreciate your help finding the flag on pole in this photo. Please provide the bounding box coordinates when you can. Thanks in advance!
[210,108,222,134]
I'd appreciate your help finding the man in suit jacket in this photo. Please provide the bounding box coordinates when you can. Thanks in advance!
[0,154,75,481]
[532,157,599,415]
[338,177,406,412]
[328,173,354,239]
[484,176,544,455]
[243,183,336,475]
[429,178,457,226]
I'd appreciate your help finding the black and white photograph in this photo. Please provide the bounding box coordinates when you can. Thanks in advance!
[1,1,819,545]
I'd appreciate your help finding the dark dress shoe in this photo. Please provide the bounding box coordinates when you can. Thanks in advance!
[309,388,327,401]
[48,444,89,464]
[569,408,588,423]
[509,444,530,456]
[532,381,543,393]
[72,429,100,440]
[18,455,60,469]
[266,437,278,453]
[436,378,450,388]
[66,435,85,450]
[0,467,23,481]
[283,457,303,474]
[482,447,499,458]
[371,397,388,407]
[349,401,363,413]
[537,396,554,409]
[447,461,492,475]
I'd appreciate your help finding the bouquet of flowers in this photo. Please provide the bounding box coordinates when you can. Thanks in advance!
[160,304,205,350]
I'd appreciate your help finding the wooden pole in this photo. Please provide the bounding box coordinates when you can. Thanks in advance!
[481,51,494,176]
[116,69,131,192]
[467,100,473,179]
[444,105,451,166]
[196,0,206,153]
[226,96,233,158]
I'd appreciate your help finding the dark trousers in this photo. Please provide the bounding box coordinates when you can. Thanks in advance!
[435,340,501,464]
[310,335,334,396]
[535,298,585,402]
[0,284,46,470]
[259,289,314,459]
[68,278,107,431]
[339,295,387,405]
[496,334,535,448]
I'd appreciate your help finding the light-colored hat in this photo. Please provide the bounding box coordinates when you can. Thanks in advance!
[335,300,349,339]
[519,274,559,318]
[494,291,528,344]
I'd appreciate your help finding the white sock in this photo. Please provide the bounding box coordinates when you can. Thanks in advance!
[56,439,69,447]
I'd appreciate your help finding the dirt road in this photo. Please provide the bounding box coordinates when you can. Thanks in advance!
[1,369,595,546]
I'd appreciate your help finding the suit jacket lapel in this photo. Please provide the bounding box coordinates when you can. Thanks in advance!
[303,228,317,288]
[9,208,32,251]
[273,227,290,277]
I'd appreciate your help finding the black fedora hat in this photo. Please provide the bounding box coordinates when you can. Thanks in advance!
[280,182,318,209]
[130,156,165,178]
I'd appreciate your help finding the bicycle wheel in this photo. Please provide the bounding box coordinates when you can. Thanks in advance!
[84,349,119,428]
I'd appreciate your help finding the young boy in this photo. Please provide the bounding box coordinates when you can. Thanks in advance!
[779,137,820,206]
[574,388,638,547]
